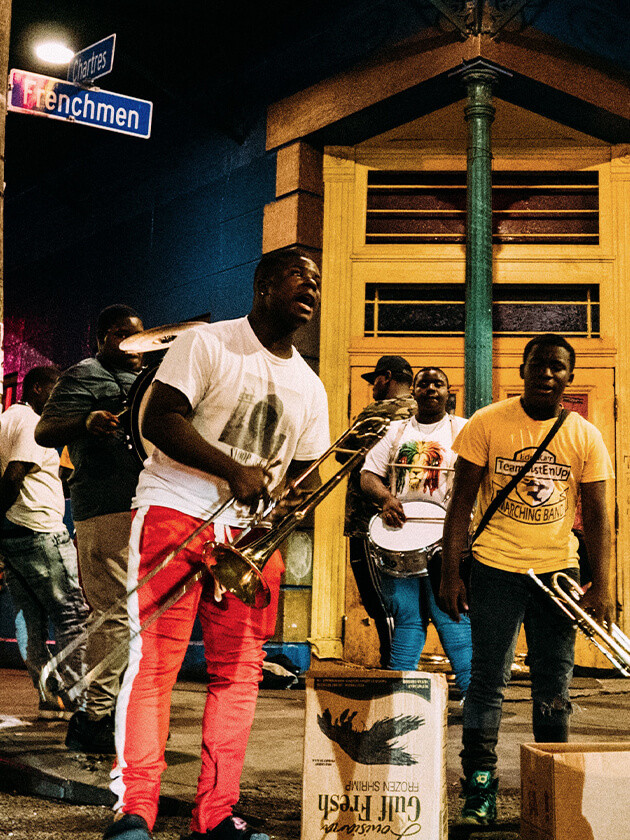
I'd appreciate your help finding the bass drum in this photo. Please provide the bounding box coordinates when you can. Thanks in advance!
[125,364,159,464]
[368,500,445,578]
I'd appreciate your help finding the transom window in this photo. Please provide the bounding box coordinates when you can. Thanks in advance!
[364,283,600,338]
[366,170,599,245]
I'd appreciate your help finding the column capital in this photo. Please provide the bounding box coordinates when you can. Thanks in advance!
[450,57,512,89]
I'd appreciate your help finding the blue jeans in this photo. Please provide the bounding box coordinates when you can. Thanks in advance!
[1,528,90,697]
[461,560,577,778]
[380,571,472,693]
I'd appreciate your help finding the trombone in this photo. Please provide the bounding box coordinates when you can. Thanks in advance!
[528,569,630,677]
[207,414,391,608]
[39,414,390,701]
[39,496,235,703]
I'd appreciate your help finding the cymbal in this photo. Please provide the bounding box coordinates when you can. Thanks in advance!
[119,321,207,353]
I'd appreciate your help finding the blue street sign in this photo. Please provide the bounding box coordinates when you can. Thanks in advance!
[8,69,153,139]
[68,34,116,84]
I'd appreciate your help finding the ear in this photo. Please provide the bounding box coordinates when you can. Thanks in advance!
[519,363,525,380]
[568,371,575,384]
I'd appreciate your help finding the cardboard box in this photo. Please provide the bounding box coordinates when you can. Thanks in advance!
[301,670,448,840]
[521,742,630,840]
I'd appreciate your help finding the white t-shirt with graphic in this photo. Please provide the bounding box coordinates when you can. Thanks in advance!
[133,318,331,525]
[362,414,467,509]
[0,403,66,532]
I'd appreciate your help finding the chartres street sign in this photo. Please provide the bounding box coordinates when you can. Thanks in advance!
[67,34,116,84]
[8,69,153,139]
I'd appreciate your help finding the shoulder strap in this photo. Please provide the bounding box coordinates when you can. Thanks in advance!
[471,407,569,544]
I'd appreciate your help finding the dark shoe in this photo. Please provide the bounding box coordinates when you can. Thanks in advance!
[182,816,269,840]
[460,770,498,825]
[103,813,151,839]
[66,710,116,754]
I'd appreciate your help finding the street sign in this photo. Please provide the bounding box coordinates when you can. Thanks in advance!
[67,34,116,84]
[8,69,153,139]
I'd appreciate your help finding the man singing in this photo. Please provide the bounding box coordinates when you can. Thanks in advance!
[105,249,330,840]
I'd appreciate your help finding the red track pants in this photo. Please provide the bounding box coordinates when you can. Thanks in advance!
[110,505,283,833]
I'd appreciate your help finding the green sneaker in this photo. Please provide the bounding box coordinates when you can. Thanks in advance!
[460,770,498,825]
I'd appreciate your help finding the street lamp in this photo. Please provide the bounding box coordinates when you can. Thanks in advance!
[34,41,74,65]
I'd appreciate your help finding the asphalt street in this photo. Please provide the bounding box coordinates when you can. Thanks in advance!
[1,666,630,839]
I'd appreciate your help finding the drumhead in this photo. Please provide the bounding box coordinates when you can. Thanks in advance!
[369,500,445,552]
[125,364,159,464]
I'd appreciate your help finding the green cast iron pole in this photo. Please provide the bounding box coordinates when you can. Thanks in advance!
[461,63,499,416]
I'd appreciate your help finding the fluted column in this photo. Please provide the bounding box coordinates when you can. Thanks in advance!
[459,62,500,415]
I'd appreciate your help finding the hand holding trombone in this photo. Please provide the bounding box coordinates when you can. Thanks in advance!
[39,413,390,703]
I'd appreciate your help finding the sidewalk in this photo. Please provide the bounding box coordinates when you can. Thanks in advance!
[1,665,630,839]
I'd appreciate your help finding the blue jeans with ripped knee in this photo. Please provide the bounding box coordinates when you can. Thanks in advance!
[461,559,577,778]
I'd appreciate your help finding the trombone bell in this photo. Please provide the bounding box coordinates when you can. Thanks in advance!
[203,539,272,609]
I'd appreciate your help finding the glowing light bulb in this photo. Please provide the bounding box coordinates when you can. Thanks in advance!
[34,41,74,65]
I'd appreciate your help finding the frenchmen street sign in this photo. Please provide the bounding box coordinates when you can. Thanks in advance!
[8,68,153,139]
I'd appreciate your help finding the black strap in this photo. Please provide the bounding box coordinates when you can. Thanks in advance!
[471,407,569,544]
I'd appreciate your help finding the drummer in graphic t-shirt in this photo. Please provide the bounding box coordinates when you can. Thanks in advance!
[360,367,472,691]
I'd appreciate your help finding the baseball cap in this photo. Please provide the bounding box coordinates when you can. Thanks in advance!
[361,355,413,384]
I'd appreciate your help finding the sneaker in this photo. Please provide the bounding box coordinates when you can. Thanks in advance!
[65,710,116,754]
[182,816,269,840]
[103,813,151,840]
[460,770,498,825]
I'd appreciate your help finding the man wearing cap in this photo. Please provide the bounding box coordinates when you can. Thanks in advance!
[340,356,417,665]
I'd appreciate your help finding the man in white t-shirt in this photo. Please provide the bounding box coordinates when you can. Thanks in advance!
[360,367,471,691]
[0,366,89,718]
[106,249,330,840]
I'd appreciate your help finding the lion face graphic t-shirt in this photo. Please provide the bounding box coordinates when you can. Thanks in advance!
[452,396,614,574]
[362,414,467,510]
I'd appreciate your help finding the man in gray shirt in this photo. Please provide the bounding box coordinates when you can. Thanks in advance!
[36,304,144,753]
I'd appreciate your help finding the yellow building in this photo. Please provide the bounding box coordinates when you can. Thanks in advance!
[262,24,630,670]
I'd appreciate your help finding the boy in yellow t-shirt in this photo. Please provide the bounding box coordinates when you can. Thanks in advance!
[440,334,614,826]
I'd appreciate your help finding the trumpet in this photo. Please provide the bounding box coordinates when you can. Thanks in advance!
[206,414,391,608]
[528,569,630,677]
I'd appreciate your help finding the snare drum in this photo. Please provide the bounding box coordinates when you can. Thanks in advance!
[368,500,445,578]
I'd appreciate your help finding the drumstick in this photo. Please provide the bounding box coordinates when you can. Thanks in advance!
[389,464,455,471]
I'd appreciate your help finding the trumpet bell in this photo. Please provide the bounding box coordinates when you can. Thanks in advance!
[203,541,271,609]
[529,569,630,678]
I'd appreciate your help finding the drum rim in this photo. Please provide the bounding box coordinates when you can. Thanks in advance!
[125,363,159,464]
[367,499,445,552]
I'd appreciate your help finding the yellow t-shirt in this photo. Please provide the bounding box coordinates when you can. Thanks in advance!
[452,397,614,574]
